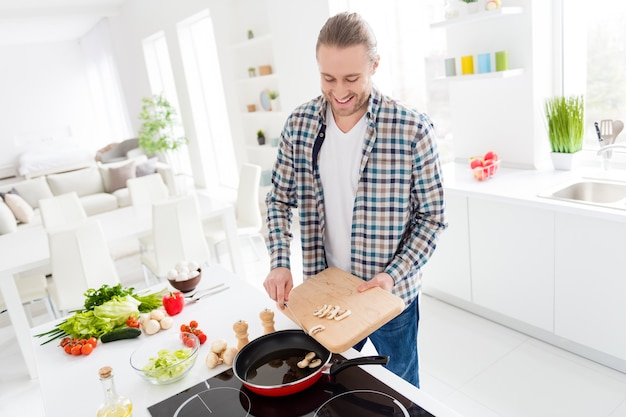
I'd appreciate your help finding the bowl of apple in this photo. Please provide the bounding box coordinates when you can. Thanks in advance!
[469,151,500,181]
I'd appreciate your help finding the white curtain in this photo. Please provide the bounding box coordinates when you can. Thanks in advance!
[80,18,133,145]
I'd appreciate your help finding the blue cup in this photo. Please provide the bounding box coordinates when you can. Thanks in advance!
[477,53,491,73]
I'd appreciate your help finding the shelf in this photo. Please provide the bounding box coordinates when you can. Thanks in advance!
[231,34,272,50]
[234,73,278,85]
[435,68,524,81]
[430,7,523,28]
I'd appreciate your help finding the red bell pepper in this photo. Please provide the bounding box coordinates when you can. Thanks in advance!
[163,292,184,316]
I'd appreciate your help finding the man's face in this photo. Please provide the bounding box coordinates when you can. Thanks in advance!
[317,44,379,122]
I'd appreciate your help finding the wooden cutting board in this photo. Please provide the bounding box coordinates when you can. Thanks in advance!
[281,267,405,353]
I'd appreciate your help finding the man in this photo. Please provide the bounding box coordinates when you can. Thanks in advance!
[263,11,447,387]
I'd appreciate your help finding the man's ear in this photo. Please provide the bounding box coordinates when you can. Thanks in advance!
[372,55,380,74]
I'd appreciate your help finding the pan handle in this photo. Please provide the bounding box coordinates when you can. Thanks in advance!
[328,355,389,376]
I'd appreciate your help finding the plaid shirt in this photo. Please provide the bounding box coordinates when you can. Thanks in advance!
[265,87,447,307]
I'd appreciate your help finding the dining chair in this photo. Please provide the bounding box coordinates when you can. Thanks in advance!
[0,273,56,326]
[127,173,171,254]
[140,194,211,283]
[47,219,120,314]
[204,163,266,263]
[39,191,87,230]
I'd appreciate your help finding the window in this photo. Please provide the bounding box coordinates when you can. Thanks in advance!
[177,10,238,189]
[142,31,192,176]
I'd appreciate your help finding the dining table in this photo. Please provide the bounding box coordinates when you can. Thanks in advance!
[0,191,243,380]
[29,264,462,417]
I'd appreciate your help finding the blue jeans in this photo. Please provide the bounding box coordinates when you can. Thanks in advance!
[353,297,420,387]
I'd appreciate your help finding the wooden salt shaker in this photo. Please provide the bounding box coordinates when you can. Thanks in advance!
[259,308,275,334]
[233,320,249,350]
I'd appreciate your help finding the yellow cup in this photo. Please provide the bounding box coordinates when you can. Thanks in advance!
[461,55,474,75]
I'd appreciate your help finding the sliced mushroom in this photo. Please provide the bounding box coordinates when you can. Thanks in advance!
[309,324,325,335]
[308,358,322,368]
[326,305,341,319]
[334,309,352,321]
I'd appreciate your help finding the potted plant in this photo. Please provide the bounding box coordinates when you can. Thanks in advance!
[544,94,585,170]
[248,67,256,77]
[268,91,279,111]
[257,129,266,145]
[247,29,254,39]
[138,93,188,162]
[460,0,479,13]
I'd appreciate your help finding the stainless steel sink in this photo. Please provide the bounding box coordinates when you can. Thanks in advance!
[538,178,626,211]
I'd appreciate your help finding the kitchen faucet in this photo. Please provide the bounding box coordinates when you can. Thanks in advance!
[597,144,626,170]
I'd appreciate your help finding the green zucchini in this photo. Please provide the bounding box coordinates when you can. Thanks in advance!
[101,327,141,343]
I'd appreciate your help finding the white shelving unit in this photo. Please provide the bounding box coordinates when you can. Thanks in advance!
[430,6,523,29]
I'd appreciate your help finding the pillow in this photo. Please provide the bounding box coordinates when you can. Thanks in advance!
[0,202,17,234]
[3,192,34,223]
[7,177,53,209]
[136,157,158,177]
[47,167,105,197]
[104,160,137,193]
[0,187,20,200]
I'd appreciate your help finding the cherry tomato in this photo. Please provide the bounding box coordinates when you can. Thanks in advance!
[81,343,94,356]
[189,320,199,329]
[87,337,98,348]
[71,345,82,356]
[197,333,207,345]
[64,344,72,354]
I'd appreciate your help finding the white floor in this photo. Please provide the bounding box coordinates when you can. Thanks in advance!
[2,237,626,417]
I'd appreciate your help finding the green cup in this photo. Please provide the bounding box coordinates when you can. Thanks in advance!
[495,51,509,71]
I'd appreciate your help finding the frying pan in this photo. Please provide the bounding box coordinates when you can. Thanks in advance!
[232,329,389,397]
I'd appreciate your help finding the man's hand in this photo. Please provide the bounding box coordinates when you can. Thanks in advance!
[263,267,293,309]
[357,272,394,293]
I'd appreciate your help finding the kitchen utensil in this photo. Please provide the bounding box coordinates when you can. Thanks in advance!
[185,285,229,303]
[280,267,405,353]
[594,121,604,145]
[283,301,306,333]
[600,119,617,145]
[231,329,388,396]
[183,282,225,299]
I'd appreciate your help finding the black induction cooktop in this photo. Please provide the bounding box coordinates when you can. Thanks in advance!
[148,354,436,417]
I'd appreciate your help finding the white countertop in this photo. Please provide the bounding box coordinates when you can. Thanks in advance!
[30,265,462,417]
[441,162,626,222]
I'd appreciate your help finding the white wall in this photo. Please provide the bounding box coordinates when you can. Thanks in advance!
[0,42,98,171]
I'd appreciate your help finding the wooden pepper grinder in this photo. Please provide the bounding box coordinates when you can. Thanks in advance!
[259,308,275,334]
[233,320,249,350]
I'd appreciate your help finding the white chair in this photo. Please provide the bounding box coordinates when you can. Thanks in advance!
[0,273,56,326]
[47,220,120,314]
[127,173,171,255]
[39,192,87,230]
[127,173,169,206]
[140,194,211,283]
[204,163,265,263]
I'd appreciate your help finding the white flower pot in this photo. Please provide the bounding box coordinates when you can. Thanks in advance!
[550,151,580,171]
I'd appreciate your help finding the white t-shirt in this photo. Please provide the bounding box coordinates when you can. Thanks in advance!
[319,107,367,271]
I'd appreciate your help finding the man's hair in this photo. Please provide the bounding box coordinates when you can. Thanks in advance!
[316,12,378,63]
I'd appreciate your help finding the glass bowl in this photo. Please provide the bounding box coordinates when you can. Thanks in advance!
[130,332,199,384]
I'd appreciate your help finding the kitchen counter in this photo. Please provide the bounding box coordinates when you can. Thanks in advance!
[30,265,462,417]
[441,162,626,221]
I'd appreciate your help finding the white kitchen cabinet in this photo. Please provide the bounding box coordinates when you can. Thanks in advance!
[468,198,555,332]
[554,212,626,361]
[422,193,472,302]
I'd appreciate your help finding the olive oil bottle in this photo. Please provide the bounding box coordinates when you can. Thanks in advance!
[97,366,133,417]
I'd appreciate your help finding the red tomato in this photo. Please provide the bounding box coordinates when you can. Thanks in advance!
[197,333,207,345]
[469,157,483,169]
[484,151,498,162]
[81,343,94,356]
[87,337,98,348]
[189,320,199,329]
[71,345,82,356]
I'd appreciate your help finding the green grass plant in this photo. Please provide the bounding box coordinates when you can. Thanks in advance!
[544,95,585,153]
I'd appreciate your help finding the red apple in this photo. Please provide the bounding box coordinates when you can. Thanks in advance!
[483,151,499,162]
[469,158,484,170]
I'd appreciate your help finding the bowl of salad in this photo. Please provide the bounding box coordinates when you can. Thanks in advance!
[130,332,199,384]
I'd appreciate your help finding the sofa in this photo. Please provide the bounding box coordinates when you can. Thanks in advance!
[0,155,174,235]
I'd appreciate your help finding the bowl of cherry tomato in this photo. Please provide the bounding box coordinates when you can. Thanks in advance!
[130,332,199,384]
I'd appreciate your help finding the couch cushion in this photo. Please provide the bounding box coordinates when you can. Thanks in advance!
[99,156,147,192]
[113,188,131,208]
[1,177,54,209]
[47,167,104,197]
[3,192,35,223]
[103,160,136,193]
[0,202,17,234]
[136,157,158,177]
[79,193,119,216]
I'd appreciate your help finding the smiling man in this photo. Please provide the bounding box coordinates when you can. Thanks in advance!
[263,12,447,387]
